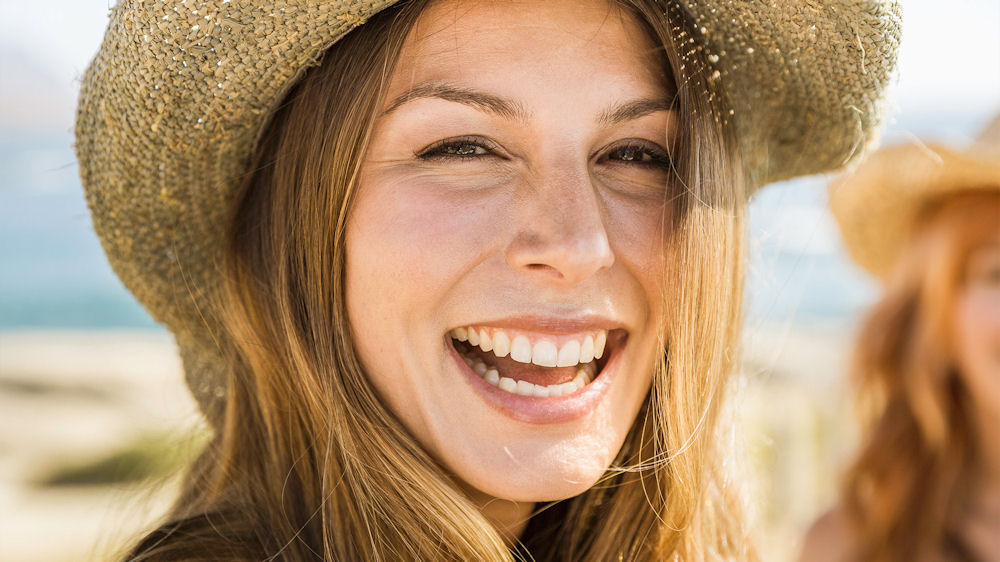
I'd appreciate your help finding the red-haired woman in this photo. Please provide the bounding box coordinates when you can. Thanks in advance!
[801,116,1000,561]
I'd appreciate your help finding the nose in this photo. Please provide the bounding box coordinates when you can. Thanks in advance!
[505,169,615,286]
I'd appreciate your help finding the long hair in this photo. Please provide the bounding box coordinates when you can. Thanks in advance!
[126,1,753,559]
[842,191,1000,562]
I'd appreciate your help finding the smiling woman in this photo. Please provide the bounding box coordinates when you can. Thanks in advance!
[349,0,677,519]
[74,0,900,559]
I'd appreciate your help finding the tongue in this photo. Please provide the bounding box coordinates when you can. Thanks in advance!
[468,347,581,387]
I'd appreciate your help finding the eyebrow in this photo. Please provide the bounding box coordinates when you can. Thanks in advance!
[381,83,529,122]
[381,81,674,126]
[597,97,674,127]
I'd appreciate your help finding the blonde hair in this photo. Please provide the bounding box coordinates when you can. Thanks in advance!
[127,1,753,559]
[842,191,1000,562]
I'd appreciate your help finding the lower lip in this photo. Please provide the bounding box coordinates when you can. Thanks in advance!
[447,339,622,424]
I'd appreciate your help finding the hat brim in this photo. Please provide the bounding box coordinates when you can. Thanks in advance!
[829,142,1000,279]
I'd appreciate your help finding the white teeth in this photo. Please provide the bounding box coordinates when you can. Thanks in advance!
[453,328,612,369]
[451,326,608,384]
[559,382,579,395]
[510,336,532,363]
[493,331,510,358]
[531,341,558,367]
[472,359,594,396]
[580,336,595,364]
[515,380,534,396]
[549,383,570,396]
[556,340,581,367]
[478,329,493,352]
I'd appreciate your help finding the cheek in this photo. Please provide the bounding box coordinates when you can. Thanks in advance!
[604,196,670,315]
[344,180,502,419]
[955,288,1000,391]
[346,180,498,300]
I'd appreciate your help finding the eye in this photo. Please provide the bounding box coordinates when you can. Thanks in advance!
[601,141,673,170]
[416,136,500,161]
[962,242,1000,290]
[969,258,1000,287]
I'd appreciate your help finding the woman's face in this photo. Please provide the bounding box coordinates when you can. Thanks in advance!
[955,232,1000,418]
[347,0,675,503]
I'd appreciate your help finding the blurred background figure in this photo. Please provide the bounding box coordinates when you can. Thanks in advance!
[801,116,1000,561]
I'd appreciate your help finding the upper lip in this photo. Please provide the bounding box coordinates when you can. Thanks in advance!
[448,313,627,335]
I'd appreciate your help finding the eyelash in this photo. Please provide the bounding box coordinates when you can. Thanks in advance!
[416,136,502,161]
[602,141,673,170]
[416,137,673,169]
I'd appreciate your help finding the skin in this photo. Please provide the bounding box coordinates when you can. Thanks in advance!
[345,0,676,540]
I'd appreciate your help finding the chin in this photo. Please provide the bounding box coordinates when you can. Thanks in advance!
[448,426,629,503]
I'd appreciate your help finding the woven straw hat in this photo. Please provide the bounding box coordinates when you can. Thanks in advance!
[830,114,1000,280]
[76,0,901,419]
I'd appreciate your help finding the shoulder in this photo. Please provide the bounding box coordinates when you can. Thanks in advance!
[798,505,858,562]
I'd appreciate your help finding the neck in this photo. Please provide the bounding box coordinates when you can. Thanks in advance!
[476,495,535,546]
[456,484,534,546]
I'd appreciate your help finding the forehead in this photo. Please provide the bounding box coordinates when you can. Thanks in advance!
[388,0,670,101]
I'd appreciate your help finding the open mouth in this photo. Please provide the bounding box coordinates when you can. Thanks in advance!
[448,326,627,397]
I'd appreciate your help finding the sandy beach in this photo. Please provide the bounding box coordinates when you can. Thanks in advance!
[0,325,858,561]
[0,331,202,561]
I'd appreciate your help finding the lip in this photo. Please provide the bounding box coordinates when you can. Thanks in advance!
[448,313,627,335]
[446,327,626,424]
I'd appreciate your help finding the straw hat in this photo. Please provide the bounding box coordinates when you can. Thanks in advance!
[76,0,902,420]
[830,114,1000,279]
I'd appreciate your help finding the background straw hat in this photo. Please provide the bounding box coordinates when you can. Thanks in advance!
[75,0,901,420]
[830,114,1000,280]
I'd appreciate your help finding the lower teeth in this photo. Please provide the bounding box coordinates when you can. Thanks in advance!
[462,352,595,397]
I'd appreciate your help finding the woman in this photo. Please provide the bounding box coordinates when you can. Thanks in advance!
[76,0,899,559]
[801,116,1000,561]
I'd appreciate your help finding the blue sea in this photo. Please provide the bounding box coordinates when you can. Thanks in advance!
[0,110,989,331]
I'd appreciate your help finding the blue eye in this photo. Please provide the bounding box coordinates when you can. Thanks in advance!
[417,137,497,160]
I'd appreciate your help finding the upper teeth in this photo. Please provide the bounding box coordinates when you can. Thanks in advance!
[450,327,607,367]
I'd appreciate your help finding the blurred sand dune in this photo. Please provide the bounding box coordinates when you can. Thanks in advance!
[0,331,201,561]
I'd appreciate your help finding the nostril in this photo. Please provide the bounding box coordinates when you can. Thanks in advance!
[525,263,564,277]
